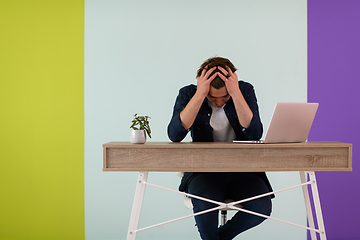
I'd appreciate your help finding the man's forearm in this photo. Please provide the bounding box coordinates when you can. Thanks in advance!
[180,93,204,130]
[231,91,253,128]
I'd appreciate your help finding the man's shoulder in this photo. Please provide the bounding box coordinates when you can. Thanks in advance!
[180,84,197,91]
[238,80,253,87]
[179,84,197,95]
[238,80,255,91]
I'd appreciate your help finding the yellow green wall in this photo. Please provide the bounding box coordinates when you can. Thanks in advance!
[0,1,84,239]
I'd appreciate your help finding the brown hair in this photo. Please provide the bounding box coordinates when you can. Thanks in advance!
[196,57,237,89]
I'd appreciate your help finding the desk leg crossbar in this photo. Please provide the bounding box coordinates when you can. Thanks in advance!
[126,171,326,240]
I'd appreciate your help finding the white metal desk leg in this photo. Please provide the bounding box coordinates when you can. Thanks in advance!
[309,171,327,240]
[300,171,317,240]
[127,172,148,240]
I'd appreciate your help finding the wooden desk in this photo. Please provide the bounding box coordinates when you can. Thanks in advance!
[103,142,352,240]
[103,142,351,172]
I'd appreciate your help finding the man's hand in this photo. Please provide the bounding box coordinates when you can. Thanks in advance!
[217,66,241,98]
[217,66,253,128]
[196,66,217,98]
[179,66,217,130]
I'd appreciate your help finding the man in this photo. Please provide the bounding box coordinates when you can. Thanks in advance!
[168,57,273,240]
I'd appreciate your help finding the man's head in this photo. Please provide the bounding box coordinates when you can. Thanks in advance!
[207,86,230,107]
[196,57,237,89]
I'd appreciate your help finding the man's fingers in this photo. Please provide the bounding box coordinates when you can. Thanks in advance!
[217,66,226,73]
[203,66,216,79]
[217,72,228,81]
[207,72,218,82]
[226,66,233,75]
[217,66,228,76]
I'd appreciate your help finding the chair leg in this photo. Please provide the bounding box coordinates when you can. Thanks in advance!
[220,210,227,226]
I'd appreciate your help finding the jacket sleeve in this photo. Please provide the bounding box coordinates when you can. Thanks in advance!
[240,82,263,140]
[167,86,195,142]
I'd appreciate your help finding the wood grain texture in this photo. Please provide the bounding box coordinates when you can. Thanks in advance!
[103,142,352,172]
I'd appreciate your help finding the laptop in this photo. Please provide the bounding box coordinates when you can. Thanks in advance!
[234,102,319,144]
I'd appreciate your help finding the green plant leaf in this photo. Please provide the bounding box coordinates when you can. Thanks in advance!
[130,114,151,137]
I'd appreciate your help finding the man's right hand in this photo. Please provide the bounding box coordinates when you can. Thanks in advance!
[195,66,217,99]
[180,66,217,130]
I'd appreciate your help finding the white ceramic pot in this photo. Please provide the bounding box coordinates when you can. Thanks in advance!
[130,129,146,144]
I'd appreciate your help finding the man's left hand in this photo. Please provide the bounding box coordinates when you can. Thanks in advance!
[217,66,242,98]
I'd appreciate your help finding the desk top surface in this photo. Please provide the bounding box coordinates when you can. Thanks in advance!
[103,141,352,172]
[104,141,351,146]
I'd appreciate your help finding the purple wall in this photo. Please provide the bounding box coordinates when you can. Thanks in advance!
[308,0,360,239]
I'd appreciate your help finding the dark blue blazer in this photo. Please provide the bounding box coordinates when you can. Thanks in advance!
[167,81,274,197]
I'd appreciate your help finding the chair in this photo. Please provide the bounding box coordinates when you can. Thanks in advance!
[177,172,242,226]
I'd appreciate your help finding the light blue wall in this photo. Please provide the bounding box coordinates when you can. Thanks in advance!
[85,1,308,239]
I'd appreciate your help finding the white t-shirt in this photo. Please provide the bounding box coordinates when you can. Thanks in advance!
[209,102,236,142]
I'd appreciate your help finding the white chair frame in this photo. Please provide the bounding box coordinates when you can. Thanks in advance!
[178,171,242,226]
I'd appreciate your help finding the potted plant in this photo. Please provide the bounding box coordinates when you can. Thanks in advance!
[130,114,151,144]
